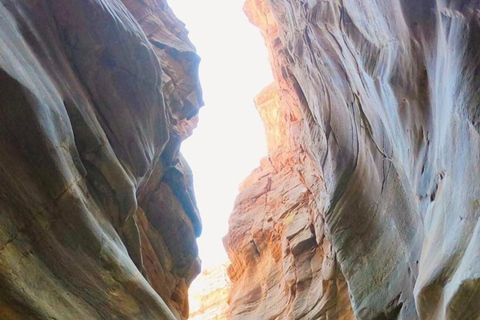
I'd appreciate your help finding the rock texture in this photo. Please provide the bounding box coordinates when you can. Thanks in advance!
[189,262,230,320]
[225,0,480,319]
[0,0,202,319]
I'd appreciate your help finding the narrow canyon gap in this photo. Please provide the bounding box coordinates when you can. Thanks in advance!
[1,0,480,320]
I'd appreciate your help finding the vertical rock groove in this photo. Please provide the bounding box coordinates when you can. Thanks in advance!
[225,0,480,319]
[0,0,202,319]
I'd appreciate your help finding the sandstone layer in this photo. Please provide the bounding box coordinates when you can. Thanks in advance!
[189,262,230,320]
[225,0,480,319]
[0,0,202,319]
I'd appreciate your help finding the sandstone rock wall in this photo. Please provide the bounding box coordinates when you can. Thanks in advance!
[189,262,230,320]
[0,0,202,319]
[225,0,480,319]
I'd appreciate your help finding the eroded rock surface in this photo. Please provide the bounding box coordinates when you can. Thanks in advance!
[225,0,480,319]
[189,262,230,320]
[0,0,202,319]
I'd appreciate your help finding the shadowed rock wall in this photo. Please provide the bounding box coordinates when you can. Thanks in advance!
[225,0,480,319]
[0,0,202,319]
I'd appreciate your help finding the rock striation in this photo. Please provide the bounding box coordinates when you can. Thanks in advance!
[0,0,202,319]
[225,0,480,319]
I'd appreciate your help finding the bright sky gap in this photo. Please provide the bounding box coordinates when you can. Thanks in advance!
[168,0,273,270]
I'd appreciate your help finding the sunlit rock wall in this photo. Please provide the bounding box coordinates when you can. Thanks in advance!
[189,262,230,320]
[225,0,480,319]
[0,0,202,319]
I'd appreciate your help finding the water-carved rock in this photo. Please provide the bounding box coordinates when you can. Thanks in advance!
[225,0,480,319]
[0,0,202,319]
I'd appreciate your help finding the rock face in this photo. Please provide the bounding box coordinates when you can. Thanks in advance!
[225,0,480,319]
[0,0,202,319]
[189,262,230,320]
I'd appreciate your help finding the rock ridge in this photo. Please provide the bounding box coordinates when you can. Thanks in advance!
[225,0,480,319]
[0,0,202,319]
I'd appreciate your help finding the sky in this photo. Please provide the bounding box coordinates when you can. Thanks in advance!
[167,0,273,269]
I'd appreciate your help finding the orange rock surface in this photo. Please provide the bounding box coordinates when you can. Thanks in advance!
[189,262,230,320]
[225,81,355,319]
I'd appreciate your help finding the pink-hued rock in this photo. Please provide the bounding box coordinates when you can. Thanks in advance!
[225,0,480,319]
[225,82,355,320]
[0,0,202,319]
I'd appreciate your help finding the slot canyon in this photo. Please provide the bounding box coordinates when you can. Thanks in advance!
[1,1,480,320]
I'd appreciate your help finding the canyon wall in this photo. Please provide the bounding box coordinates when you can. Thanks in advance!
[224,0,480,319]
[189,262,230,320]
[0,0,202,319]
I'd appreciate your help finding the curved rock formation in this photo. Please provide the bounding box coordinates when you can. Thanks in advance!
[225,0,480,319]
[0,0,202,319]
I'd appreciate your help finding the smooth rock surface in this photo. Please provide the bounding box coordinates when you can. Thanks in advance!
[0,0,202,319]
[225,0,480,319]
